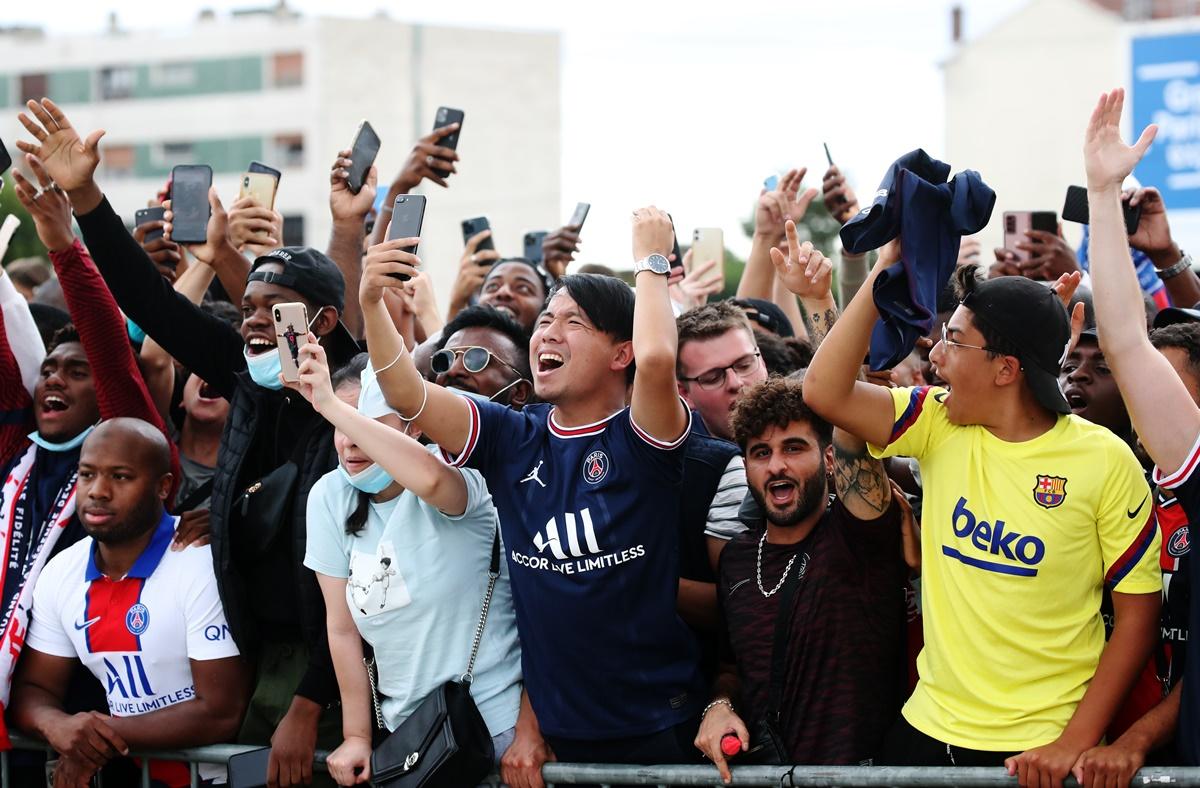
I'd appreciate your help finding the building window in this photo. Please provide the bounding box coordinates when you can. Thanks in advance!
[103,145,135,178]
[149,62,196,90]
[153,141,196,168]
[272,52,303,88]
[99,66,136,100]
[272,134,304,168]
[282,215,305,247]
[19,73,47,104]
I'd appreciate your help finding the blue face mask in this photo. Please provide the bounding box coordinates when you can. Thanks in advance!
[337,462,395,494]
[28,423,95,453]
[243,347,284,390]
[126,318,146,345]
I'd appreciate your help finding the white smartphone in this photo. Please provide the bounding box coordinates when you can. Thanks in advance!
[273,302,309,383]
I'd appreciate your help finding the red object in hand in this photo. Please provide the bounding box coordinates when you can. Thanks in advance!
[721,733,742,757]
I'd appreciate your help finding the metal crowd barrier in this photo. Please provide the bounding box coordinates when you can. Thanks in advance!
[7,735,1200,788]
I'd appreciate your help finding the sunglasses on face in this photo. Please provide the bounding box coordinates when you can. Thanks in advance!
[430,346,524,378]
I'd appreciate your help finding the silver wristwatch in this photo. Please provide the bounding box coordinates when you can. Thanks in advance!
[634,253,671,276]
[1157,251,1193,281]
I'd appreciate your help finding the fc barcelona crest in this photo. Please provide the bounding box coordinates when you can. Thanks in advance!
[1033,475,1068,509]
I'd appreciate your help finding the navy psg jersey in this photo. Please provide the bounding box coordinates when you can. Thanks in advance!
[442,398,705,739]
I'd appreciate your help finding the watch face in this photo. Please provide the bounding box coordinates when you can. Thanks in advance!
[647,254,670,274]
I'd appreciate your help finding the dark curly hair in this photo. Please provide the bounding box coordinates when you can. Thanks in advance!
[1151,323,1200,389]
[730,377,832,451]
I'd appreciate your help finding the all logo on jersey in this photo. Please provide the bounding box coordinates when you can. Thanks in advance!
[582,451,609,484]
[513,507,646,575]
[533,509,602,559]
[1169,526,1190,558]
[1033,475,1068,509]
[125,603,150,636]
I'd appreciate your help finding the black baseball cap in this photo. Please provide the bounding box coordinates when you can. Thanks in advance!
[248,247,360,354]
[731,297,795,338]
[1153,303,1200,329]
[961,276,1071,415]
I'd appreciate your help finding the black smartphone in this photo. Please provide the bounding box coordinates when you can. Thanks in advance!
[169,165,212,244]
[461,216,495,254]
[524,231,547,264]
[823,142,834,167]
[386,194,426,281]
[134,207,167,242]
[1062,185,1142,235]
[346,121,380,195]
[667,214,684,278]
[248,160,281,184]
[568,202,590,229]
[432,107,465,179]
[0,136,11,177]
[227,746,272,788]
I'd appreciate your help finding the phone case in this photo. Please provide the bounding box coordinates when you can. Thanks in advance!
[135,207,166,242]
[462,217,495,253]
[432,107,465,179]
[169,165,213,244]
[0,137,10,176]
[691,228,725,269]
[1062,185,1142,235]
[239,173,278,210]
[273,303,308,383]
[248,160,282,183]
[386,195,426,281]
[1003,212,1035,262]
[347,121,380,194]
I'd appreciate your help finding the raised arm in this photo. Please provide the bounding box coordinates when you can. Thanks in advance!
[140,260,217,420]
[1084,89,1200,476]
[327,151,378,338]
[790,227,896,448]
[164,188,248,305]
[0,257,44,397]
[630,207,689,443]
[0,273,35,463]
[368,123,461,248]
[360,238,472,454]
[288,337,469,515]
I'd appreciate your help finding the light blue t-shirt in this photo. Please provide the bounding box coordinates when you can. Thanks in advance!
[304,465,522,735]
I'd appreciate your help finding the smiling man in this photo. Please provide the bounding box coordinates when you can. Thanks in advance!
[478,260,552,332]
[799,246,1162,786]
[432,304,533,408]
[17,99,359,787]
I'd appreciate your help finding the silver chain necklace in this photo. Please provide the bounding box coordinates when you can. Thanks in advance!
[756,530,798,597]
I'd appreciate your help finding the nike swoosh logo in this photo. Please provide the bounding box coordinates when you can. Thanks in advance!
[1128,494,1149,520]
[73,616,101,631]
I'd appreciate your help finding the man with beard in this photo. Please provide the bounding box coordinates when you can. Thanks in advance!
[694,374,906,779]
[12,418,248,788]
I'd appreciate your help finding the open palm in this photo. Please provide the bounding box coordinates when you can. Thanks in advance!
[1083,88,1156,191]
[15,98,104,193]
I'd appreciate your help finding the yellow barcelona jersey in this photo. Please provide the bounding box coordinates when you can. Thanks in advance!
[870,386,1161,750]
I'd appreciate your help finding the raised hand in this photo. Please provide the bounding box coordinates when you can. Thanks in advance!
[227,196,282,256]
[163,187,232,266]
[330,149,378,224]
[1084,88,1157,193]
[631,206,675,262]
[284,334,336,413]
[675,250,724,310]
[755,168,819,242]
[11,155,75,252]
[821,165,860,225]
[15,99,104,205]
[392,124,461,191]
[1125,186,1180,265]
[131,220,184,283]
[542,225,582,280]
[361,238,421,307]
[769,219,832,300]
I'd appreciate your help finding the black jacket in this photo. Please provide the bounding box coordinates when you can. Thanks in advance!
[76,198,343,705]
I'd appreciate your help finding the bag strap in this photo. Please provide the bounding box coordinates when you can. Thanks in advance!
[175,478,214,513]
[763,549,804,725]
[462,526,501,685]
[363,645,387,731]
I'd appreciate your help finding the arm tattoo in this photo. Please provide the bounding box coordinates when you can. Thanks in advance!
[832,439,890,515]
[804,306,839,351]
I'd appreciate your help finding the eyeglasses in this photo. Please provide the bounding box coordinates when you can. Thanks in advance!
[940,323,995,354]
[680,352,762,390]
[431,346,524,378]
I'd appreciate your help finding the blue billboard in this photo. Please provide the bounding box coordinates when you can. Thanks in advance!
[1131,31,1200,210]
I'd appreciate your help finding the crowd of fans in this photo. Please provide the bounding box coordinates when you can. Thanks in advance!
[0,86,1195,788]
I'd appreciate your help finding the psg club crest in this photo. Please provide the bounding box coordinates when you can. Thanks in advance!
[1033,475,1068,509]
[1169,526,1191,558]
[126,603,150,636]
[582,450,609,485]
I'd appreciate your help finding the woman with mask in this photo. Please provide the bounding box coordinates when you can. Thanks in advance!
[290,345,545,787]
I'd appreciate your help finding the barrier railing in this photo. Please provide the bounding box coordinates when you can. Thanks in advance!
[7,735,1200,788]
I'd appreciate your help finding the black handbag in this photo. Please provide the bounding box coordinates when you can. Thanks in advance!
[234,460,299,557]
[366,528,501,787]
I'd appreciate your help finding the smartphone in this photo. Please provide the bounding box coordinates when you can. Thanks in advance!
[0,136,11,177]
[461,216,495,254]
[248,160,281,184]
[1062,185,1142,235]
[523,231,547,264]
[568,202,590,229]
[227,746,272,787]
[386,194,426,281]
[239,172,278,210]
[667,214,684,279]
[431,107,465,179]
[346,121,380,195]
[692,227,724,268]
[763,174,779,191]
[273,302,308,383]
[1003,211,1058,262]
[135,207,167,243]
[169,164,212,244]
[823,142,834,167]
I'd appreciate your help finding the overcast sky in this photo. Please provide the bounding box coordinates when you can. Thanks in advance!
[7,0,1030,266]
